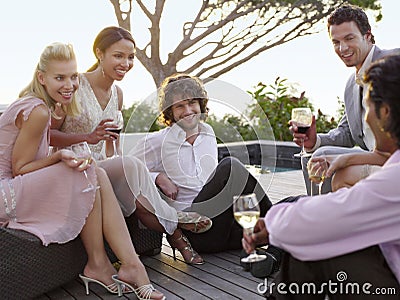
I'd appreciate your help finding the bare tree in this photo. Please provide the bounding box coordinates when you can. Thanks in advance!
[109,0,381,86]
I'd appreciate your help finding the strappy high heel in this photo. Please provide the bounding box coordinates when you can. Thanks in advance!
[112,275,165,299]
[167,233,204,265]
[177,211,212,233]
[79,274,120,295]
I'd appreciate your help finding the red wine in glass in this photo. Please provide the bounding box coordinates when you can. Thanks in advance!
[107,128,122,135]
[291,108,312,157]
[297,126,310,134]
[106,111,124,158]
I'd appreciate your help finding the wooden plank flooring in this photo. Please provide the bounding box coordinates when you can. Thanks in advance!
[35,170,306,300]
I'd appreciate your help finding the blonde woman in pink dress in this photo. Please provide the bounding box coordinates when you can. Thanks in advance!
[0,42,165,299]
[50,26,211,265]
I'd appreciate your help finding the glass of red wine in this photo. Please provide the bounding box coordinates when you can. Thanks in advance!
[106,111,124,159]
[291,107,312,157]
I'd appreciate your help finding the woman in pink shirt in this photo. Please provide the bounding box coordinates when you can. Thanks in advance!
[0,42,164,299]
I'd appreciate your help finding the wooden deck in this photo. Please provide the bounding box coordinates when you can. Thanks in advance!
[35,170,306,300]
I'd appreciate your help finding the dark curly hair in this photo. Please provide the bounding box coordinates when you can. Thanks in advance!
[364,54,400,147]
[158,73,209,126]
[327,4,375,44]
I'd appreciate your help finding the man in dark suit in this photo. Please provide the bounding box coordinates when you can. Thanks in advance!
[290,4,400,195]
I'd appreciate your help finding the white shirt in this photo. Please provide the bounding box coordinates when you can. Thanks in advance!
[130,122,218,211]
[356,45,376,151]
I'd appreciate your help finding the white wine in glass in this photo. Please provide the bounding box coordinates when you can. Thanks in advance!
[106,111,124,159]
[291,107,313,157]
[233,193,266,263]
[70,142,99,193]
[308,155,328,195]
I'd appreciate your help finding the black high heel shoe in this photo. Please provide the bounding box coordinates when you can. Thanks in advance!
[167,233,204,265]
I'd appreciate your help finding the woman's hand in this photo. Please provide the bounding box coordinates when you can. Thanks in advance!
[59,149,91,171]
[86,118,118,144]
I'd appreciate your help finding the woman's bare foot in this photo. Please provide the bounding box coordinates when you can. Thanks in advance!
[167,229,204,265]
[82,261,117,288]
[177,211,212,233]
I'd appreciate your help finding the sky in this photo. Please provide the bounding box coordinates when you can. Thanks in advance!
[0,0,399,117]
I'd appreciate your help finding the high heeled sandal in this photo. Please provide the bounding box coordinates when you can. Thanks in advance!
[167,233,204,265]
[177,211,213,233]
[79,273,132,295]
[111,275,165,299]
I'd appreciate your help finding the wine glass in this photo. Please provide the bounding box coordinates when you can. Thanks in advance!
[291,107,313,157]
[106,111,124,159]
[70,142,99,193]
[233,193,266,263]
[308,155,328,195]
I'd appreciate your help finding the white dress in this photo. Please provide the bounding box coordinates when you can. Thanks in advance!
[61,74,177,234]
[62,74,118,160]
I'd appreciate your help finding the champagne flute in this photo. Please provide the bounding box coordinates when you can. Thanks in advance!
[291,107,313,157]
[106,111,124,159]
[70,142,99,193]
[233,193,266,263]
[308,155,328,195]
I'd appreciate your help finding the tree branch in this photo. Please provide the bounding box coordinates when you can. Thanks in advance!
[109,0,382,87]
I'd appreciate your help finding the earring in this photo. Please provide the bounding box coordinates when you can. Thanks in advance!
[100,59,105,78]
[379,123,392,138]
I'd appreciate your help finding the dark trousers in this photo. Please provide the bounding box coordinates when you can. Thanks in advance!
[269,246,400,300]
[183,157,272,253]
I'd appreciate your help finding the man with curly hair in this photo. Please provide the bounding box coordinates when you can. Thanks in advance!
[131,73,272,253]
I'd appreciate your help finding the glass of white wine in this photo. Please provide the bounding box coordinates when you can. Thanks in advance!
[291,107,313,157]
[105,110,124,159]
[233,193,266,263]
[70,142,99,193]
[308,155,328,195]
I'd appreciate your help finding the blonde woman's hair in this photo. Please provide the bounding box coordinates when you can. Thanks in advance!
[19,42,80,117]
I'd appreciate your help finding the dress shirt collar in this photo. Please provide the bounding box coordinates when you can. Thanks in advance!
[169,122,211,144]
[355,45,375,86]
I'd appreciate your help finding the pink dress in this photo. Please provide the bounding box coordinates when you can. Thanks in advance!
[0,97,96,246]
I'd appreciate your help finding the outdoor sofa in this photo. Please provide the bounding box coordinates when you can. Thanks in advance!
[0,213,162,299]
